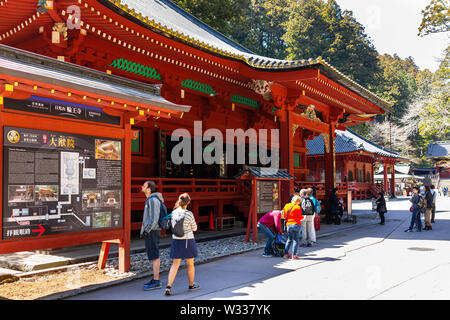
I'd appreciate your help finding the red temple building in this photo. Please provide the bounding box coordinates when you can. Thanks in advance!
[0,0,394,264]
[303,129,407,200]
[426,141,450,189]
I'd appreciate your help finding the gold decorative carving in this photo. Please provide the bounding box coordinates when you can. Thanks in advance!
[53,22,68,41]
[249,79,273,101]
[300,104,318,120]
[322,133,330,153]
[292,124,299,137]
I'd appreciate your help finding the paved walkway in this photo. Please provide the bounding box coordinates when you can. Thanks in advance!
[67,196,450,300]
[0,198,380,273]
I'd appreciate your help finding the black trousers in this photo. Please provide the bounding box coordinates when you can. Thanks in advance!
[378,211,385,224]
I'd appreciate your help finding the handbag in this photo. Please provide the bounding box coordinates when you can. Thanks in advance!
[409,206,414,212]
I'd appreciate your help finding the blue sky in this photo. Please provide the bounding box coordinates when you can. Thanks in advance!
[336,0,449,72]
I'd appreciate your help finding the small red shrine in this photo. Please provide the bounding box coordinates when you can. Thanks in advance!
[304,129,408,200]
[0,0,393,268]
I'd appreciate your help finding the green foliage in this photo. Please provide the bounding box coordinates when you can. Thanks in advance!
[282,0,380,87]
[418,0,450,36]
[417,45,450,141]
[227,0,292,59]
[371,54,420,122]
[171,0,250,38]
[171,0,449,168]
[348,123,371,139]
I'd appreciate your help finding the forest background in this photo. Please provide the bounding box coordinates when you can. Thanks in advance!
[173,0,449,167]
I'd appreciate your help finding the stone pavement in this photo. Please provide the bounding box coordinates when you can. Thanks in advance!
[0,198,397,275]
[67,196,450,300]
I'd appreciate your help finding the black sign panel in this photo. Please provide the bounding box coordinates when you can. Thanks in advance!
[3,96,121,125]
[256,180,280,214]
[2,127,123,240]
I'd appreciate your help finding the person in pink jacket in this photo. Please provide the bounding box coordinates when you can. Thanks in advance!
[257,210,283,257]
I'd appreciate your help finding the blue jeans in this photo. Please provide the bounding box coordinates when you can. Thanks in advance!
[285,224,301,256]
[257,222,275,255]
[408,208,422,231]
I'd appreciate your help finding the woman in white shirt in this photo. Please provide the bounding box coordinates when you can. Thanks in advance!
[165,193,199,296]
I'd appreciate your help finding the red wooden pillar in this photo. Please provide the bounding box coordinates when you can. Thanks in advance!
[390,162,396,198]
[383,163,388,195]
[324,123,336,207]
[119,114,132,273]
[245,178,258,243]
[279,109,294,205]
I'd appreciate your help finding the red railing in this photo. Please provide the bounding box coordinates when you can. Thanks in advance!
[295,181,377,200]
[130,177,246,230]
[294,181,348,199]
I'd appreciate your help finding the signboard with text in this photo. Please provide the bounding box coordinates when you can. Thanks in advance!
[2,126,123,240]
[256,180,280,214]
[3,96,121,125]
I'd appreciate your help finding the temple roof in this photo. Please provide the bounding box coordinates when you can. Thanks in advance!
[425,141,450,158]
[0,44,191,113]
[99,0,393,111]
[306,129,407,160]
[234,167,295,180]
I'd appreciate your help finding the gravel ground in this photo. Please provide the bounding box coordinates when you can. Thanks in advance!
[0,235,266,300]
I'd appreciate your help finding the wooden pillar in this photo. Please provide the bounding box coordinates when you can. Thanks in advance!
[245,178,258,243]
[119,114,132,273]
[279,109,294,205]
[383,163,388,195]
[324,123,336,208]
[390,162,396,198]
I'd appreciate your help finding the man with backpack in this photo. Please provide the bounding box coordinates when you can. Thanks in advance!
[141,180,166,291]
[405,186,423,232]
[300,189,315,247]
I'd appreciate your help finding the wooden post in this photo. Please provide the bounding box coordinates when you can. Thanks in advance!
[98,242,111,270]
[245,180,255,243]
[118,114,132,273]
[252,178,258,243]
[390,162,396,198]
[280,109,294,205]
[324,123,336,208]
[383,163,388,195]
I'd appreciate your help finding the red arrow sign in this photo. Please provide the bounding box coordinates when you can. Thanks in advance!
[32,224,45,237]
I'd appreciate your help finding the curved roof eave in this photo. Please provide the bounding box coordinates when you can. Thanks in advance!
[97,0,392,111]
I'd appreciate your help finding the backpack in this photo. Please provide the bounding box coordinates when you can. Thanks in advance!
[171,210,186,237]
[301,197,315,215]
[150,196,170,230]
[315,200,321,214]
[417,195,426,209]
[271,234,287,257]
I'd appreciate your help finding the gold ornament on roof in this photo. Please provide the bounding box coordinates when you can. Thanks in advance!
[249,79,273,101]
[53,22,68,41]
[301,104,318,120]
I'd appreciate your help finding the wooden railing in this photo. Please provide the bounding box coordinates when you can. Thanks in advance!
[130,177,246,230]
[130,177,379,231]
[295,181,377,200]
[294,181,348,199]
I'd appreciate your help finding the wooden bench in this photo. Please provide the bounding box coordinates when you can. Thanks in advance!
[215,216,235,231]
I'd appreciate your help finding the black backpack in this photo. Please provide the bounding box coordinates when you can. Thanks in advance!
[301,197,315,215]
[171,210,186,237]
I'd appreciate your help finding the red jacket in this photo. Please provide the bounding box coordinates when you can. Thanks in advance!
[259,210,282,234]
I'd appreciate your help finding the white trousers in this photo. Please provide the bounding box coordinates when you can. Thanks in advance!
[301,215,316,244]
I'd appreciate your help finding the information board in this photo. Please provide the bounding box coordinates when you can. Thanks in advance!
[2,126,123,240]
[3,96,121,125]
[256,180,280,214]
